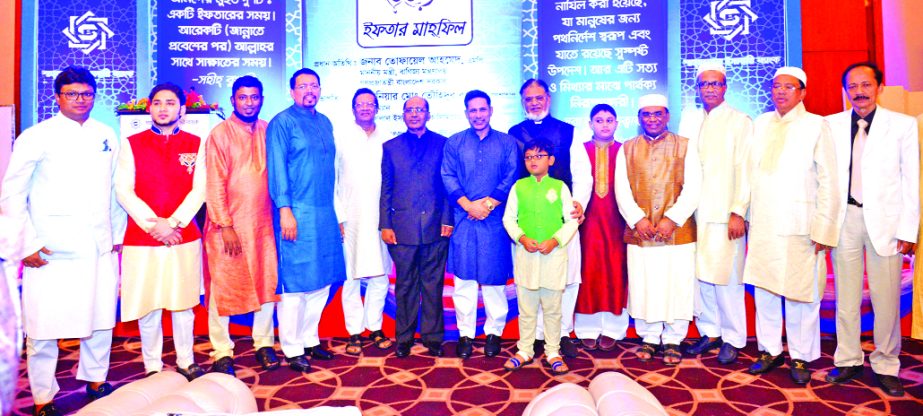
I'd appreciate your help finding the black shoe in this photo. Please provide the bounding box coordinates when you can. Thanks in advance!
[686,336,722,356]
[145,370,159,377]
[456,336,473,359]
[210,356,236,377]
[875,373,905,397]
[560,337,578,358]
[33,403,60,416]
[286,355,312,372]
[716,343,739,364]
[424,341,444,357]
[255,346,281,371]
[178,363,206,381]
[395,341,413,358]
[825,365,863,384]
[748,352,785,375]
[86,382,114,400]
[306,346,334,360]
[484,334,502,357]
[790,359,812,385]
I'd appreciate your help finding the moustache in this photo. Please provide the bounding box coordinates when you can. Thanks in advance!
[854,95,870,100]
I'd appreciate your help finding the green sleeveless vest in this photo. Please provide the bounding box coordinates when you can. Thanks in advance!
[515,176,565,242]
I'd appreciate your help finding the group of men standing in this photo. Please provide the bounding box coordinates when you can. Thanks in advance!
[0,58,918,415]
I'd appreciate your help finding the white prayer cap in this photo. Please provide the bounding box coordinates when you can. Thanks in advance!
[774,66,807,86]
[695,62,726,78]
[637,93,668,110]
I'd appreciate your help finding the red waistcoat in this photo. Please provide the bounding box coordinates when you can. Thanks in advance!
[123,129,202,246]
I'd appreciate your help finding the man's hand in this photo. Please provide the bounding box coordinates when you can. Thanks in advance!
[654,218,677,242]
[280,207,298,241]
[813,241,833,253]
[538,238,559,255]
[570,201,585,224]
[147,217,177,242]
[463,198,491,221]
[381,228,397,245]
[22,247,51,268]
[163,229,183,246]
[898,240,915,255]
[728,213,747,240]
[634,218,655,241]
[519,235,540,253]
[441,225,454,238]
[221,227,242,256]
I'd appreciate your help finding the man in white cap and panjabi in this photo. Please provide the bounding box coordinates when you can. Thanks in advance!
[678,62,753,364]
[614,93,701,366]
[741,66,840,385]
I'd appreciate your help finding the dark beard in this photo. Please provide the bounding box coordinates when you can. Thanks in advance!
[234,110,259,123]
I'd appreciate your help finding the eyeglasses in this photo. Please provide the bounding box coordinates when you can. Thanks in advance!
[772,84,802,92]
[846,81,876,91]
[59,91,96,101]
[354,102,377,109]
[404,107,427,114]
[294,83,320,90]
[639,111,666,119]
[696,81,726,89]
[523,154,549,161]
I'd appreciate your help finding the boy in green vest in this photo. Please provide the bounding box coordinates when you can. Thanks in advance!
[501,139,580,374]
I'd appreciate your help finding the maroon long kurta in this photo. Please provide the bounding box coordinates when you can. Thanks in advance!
[575,140,628,314]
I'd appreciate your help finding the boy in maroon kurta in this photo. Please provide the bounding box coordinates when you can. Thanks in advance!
[574,104,629,351]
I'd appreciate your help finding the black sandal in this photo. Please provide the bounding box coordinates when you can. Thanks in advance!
[345,334,363,356]
[636,343,658,362]
[663,344,683,366]
[369,330,393,349]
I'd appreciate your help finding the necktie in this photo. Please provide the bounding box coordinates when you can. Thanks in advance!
[850,119,868,204]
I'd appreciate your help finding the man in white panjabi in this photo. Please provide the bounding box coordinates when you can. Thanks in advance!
[824,62,918,397]
[336,88,394,355]
[678,63,752,364]
[0,66,126,416]
[615,93,701,366]
[116,83,207,381]
[741,67,840,386]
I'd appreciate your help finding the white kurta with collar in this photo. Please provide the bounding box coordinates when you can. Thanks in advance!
[0,114,126,340]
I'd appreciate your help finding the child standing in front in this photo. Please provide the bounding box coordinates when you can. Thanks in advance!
[502,138,580,375]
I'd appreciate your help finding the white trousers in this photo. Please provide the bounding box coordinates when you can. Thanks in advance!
[207,298,276,360]
[341,275,390,335]
[139,308,196,373]
[27,329,112,404]
[832,205,903,375]
[754,286,820,361]
[278,286,330,358]
[634,318,689,345]
[574,309,629,340]
[693,279,748,348]
[453,277,507,338]
[536,282,578,340]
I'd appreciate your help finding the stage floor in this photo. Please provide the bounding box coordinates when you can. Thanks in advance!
[12,336,923,415]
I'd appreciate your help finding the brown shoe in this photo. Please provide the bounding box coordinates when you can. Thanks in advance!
[580,338,598,350]
[598,335,618,351]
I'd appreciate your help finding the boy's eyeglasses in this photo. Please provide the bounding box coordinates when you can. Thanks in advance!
[524,154,549,161]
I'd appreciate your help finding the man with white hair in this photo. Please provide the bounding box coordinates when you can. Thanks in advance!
[614,93,701,366]
[678,63,752,364]
[741,67,840,385]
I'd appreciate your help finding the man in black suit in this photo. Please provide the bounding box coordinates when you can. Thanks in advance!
[380,96,453,357]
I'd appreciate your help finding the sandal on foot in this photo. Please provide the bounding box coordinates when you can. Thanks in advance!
[636,343,658,362]
[345,334,363,356]
[503,353,533,371]
[663,344,682,366]
[369,330,393,349]
[545,356,570,375]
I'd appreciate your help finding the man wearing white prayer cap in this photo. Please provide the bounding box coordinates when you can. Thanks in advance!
[740,66,840,385]
[678,62,753,364]
[614,93,702,366]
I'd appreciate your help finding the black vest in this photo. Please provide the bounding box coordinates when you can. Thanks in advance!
[508,116,575,190]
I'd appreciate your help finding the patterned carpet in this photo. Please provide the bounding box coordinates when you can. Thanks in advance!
[11,336,923,415]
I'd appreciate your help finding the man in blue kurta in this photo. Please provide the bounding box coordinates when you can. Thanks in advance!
[266,68,346,372]
[442,90,518,359]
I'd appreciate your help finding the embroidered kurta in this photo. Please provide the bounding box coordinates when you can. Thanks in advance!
[335,123,392,279]
[575,140,628,314]
[739,103,840,303]
[503,176,578,291]
[679,102,753,284]
[204,114,279,316]
[0,114,126,339]
[266,105,346,293]
[615,132,701,323]
[441,128,518,285]
[116,127,206,321]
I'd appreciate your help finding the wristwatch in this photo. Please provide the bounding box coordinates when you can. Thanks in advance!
[167,216,181,229]
[485,200,495,211]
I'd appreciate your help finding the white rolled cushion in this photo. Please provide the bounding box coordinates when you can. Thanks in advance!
[590,372,666,416]
[548,404,599,416]
[192,372,258,413]
[596,394,667,416]
[524,383,597,416]
[134,394,206,414]
[76,371,189,415]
